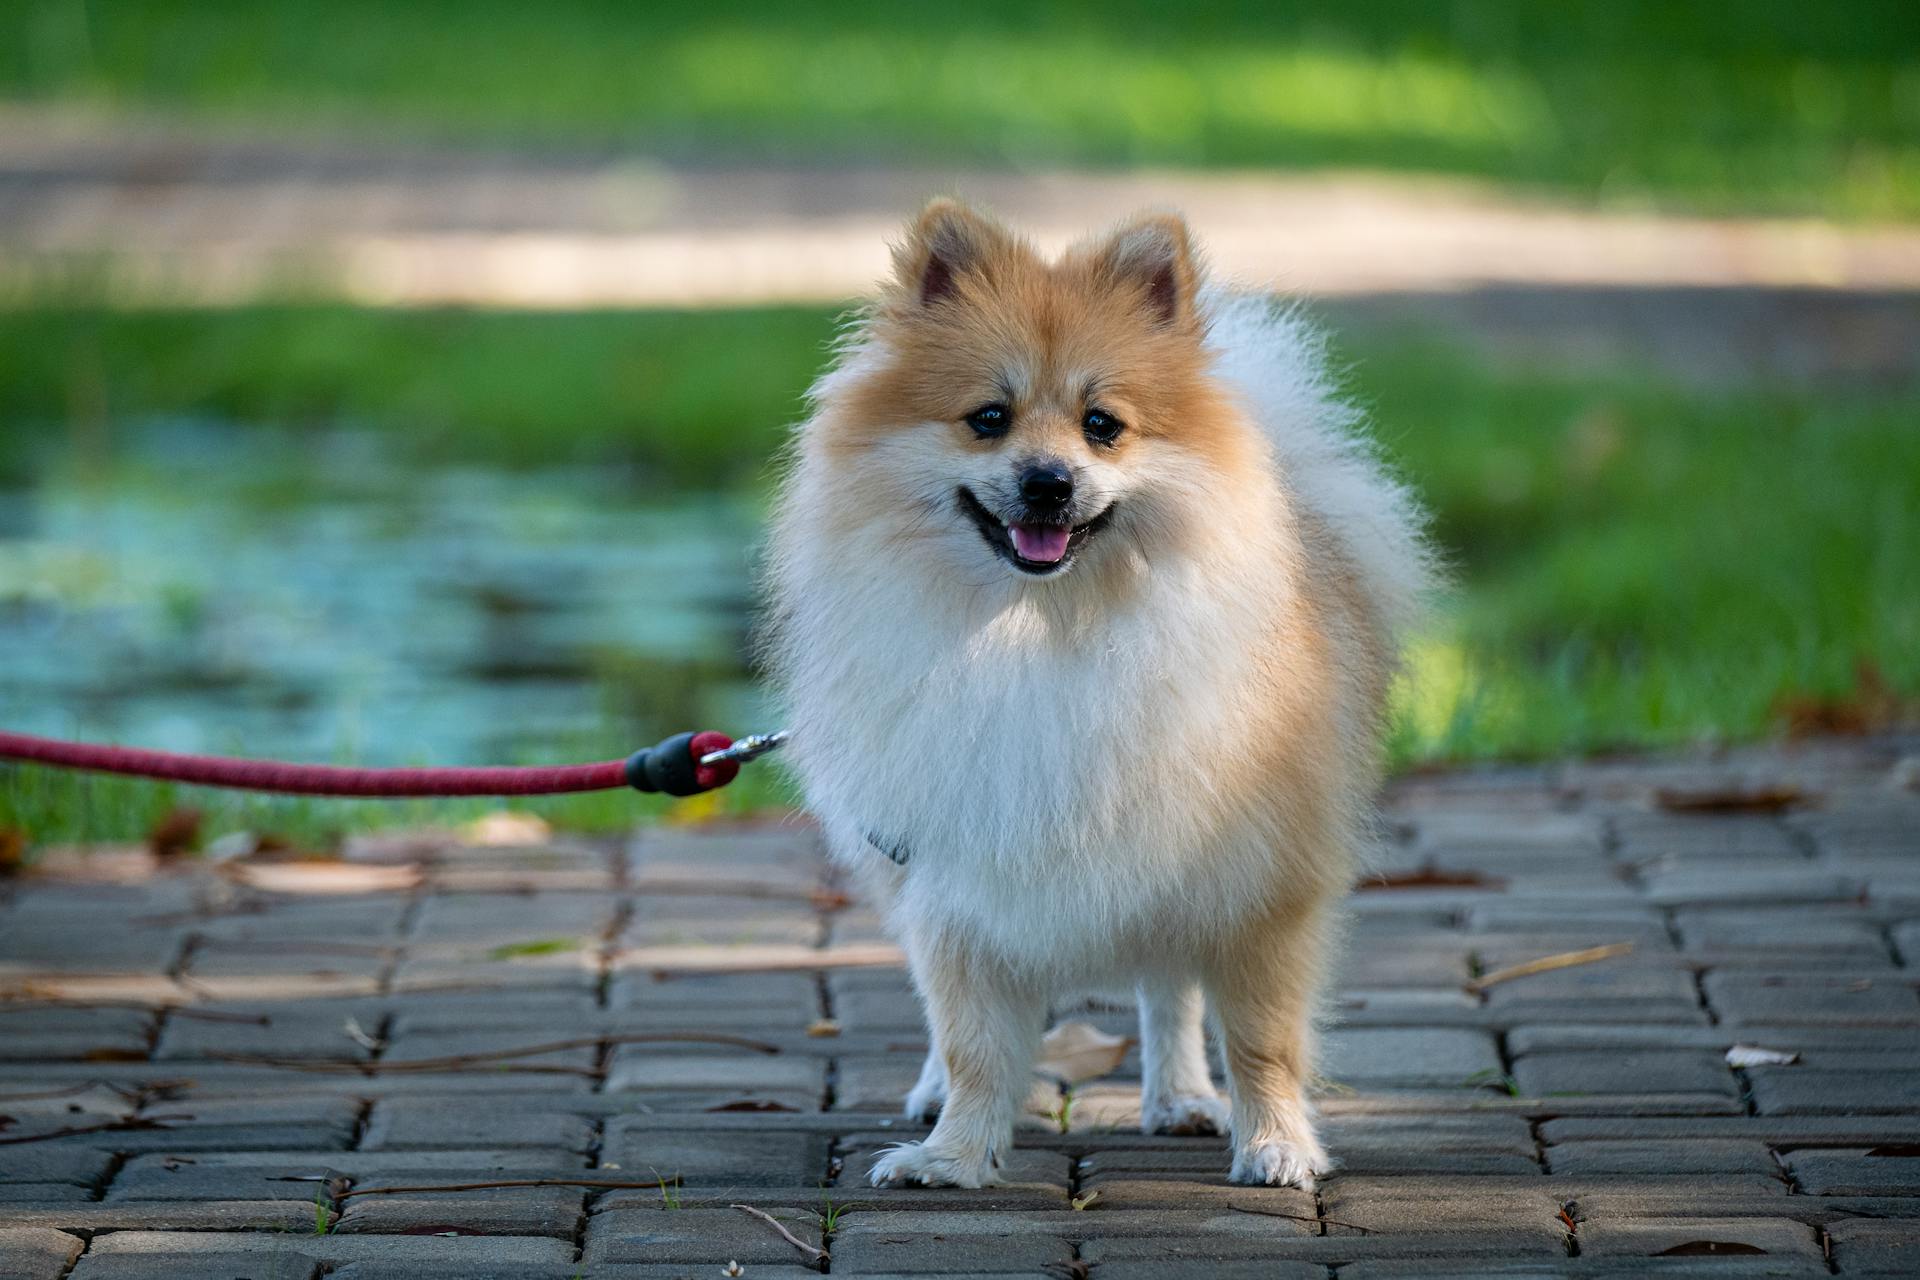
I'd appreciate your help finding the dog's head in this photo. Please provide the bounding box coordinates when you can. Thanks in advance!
[815,199,1253,583]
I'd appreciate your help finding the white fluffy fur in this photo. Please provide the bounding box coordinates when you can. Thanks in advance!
[767,282,1432,1187]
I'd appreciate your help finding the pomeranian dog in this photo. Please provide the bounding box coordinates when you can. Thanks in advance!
[766,199,1431,1188]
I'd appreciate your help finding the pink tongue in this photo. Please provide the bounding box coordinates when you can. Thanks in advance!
[1009,523,1071,564]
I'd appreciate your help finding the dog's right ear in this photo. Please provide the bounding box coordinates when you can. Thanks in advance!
[893,199,1006,307]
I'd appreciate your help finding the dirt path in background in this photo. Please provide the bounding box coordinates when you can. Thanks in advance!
[4,109,1918,383]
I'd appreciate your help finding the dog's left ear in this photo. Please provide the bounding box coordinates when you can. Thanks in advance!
[1098,214,1199,330]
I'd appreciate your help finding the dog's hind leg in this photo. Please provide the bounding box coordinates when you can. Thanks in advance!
[869,935,1044,1188]
[1137,977,1229,1136]
[1206,897,1333,1188]
[904,1041,948,1121]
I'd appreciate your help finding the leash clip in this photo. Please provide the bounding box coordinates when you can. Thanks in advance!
[699,730,789,768]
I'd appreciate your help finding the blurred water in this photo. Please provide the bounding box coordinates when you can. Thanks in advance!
[0,420,768,765]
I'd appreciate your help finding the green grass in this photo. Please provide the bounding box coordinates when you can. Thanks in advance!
[2,303,1915,848]
[6,0,1919,218]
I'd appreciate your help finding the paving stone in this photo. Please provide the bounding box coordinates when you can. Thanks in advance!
[1512,1051,1738,1099]
[0,1201,317,1232]
[76,1231,573,1267]
[0,1147,115,1187]
[359,1098,595,1152]
[1322,1028,1500,1088]
[1674,910,1890,959]
[0,1186,91,1204]
[831,1229,1071,1273]
[69,1253,321,1280]
[1748,1069,1920,1115]
[0,1006,152,1060]
[1615,814,1804,861]
[1544,1140,1779,1176]
[334,1186,584,1237]
[1703,972,1920,1026]
[1574,1215,1823,1258]
[601,1120,829,1186]
[107,1151,576,1201]
[0,1228,84,1279]
[1827,1218,1920,1273]
[1090,1265,1326,1279]
[605,1051,826,1096]
[1786,1150,1920,1195]
[1642,868,1862,907]
[585,1205,824,1264]
[153,998,388,1060]
[1483,964,1705,1022]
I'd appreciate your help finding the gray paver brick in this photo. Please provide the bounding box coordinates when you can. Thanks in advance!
[334,1187,584,1238]
[1512,1051,1738,1099]
[1827,1218,1920,1273]
[1322,1028,1500,1087]
[1544,1139,1778,1176]
[359,1098,596,1152]
[1786,1150,1920,1195]
[602,1120,828,1186]
[586,1206,824,1264]
[0,1228,84,1280]
[1703,972,1920,1026]
[1748,1069,1920,1115]
[1574,1215,1823,1258]
[68,1254,320,1280]
[76,1231,573,1267]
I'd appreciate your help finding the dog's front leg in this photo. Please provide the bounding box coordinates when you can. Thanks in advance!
[1137,977,1229,1135]
[1206,900,1333,1188]
[869,937,1044,1188]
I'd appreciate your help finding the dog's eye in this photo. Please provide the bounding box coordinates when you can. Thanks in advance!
[1083,409,1124,445]
[965,404,1011,437]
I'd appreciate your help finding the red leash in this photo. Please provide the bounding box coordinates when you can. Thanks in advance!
[0,728,786,799]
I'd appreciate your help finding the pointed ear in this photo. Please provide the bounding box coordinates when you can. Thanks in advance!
[1098,214,1199,329]
[893,198,1006,306]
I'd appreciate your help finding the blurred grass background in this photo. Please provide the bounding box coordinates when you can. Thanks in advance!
[8,0,1919,217]
[2,1,1916,848]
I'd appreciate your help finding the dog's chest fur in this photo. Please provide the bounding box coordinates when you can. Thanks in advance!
[781,548,1293,975]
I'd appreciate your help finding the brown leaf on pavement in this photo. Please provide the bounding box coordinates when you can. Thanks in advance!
[147,808,203,859]
[1034,1020,1133,1087]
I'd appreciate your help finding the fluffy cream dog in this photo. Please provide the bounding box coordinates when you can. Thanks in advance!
[766,199,1431,1188]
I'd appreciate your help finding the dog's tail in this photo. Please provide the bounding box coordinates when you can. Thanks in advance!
[1202,289,1441,645]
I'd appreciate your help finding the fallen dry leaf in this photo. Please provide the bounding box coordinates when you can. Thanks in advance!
[146,808,203,860]
[0,826,27,876]
[1033,1021,1133,1087]
[1357,867,1507,892]
[806,1019,841,1038]
[224,861,421,895]
[1466,942,1634,993]
[462,811,552,847]
[1655,1242,1768,1257]
[1655,784,1806,814]
[1725,1044,1800,1068]
[1776,661,1914,739]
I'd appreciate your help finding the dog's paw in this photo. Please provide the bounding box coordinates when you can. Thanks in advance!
[867,1141,998,1189]
[904,1077,947,1123]
[1141,1091,1230,1137]
[1228,1138,1328,1189]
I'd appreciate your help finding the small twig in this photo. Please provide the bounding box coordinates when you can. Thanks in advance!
[332,1175,684,1200]
[212,1030,781,1075]
[1465,942,1633,993]
[1227,1203,1372,1233]
[732,1203,828,1262]
[0,1113,192,1146]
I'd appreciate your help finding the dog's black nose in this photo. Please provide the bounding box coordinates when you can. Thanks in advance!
[1019,463,1074,510]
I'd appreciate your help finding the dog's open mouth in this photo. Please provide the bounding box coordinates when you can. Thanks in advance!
[957,487,1112,576]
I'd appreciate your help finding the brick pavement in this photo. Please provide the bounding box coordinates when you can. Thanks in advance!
[1,733,1917,1277]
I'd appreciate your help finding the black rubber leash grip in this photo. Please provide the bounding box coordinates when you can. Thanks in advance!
[624,731,706,796]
